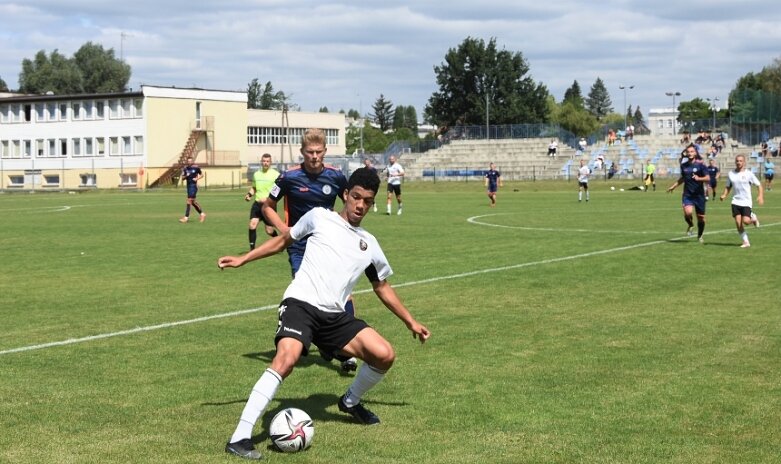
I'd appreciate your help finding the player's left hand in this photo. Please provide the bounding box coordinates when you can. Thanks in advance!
[410,322,431,344]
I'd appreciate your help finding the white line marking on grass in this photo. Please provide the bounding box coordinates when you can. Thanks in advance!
[468,213,673,235]
[3,221,780,356]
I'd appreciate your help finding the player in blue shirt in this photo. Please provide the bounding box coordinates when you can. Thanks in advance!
[667,144,710,242]
[263,129,356,372]
[484,162,502,207]
[706,158,720,200]
[179,156,206,223]
[764,158,775,191]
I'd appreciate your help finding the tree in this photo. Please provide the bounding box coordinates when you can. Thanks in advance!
[425,37,550,127]
[258,81,287,110]
[0,76,8,92]
[392,104,418,131]
[626,104,634,125]
[318,106,329,113]
[346,109,360,120]
[19,49,83,94]
[246,78,262,109]
[72,42,130,93]
[563,80,584,108]
[585,77,612,120]
[551,99,599,137]
[370,94,394,132]
[633,106,645,128]
[677,98,711,127]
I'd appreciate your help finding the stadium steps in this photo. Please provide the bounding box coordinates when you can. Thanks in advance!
[149,130,204,188]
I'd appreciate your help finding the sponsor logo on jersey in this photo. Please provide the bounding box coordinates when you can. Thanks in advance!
[322,185,332,195]
[359,239,368,251]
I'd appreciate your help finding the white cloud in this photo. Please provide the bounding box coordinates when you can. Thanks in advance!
[1,1,780,116]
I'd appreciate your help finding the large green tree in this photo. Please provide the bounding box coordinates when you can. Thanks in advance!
[585,77,612,120]
[550,98,599,137]
[72,42,130,93]
[392,104,418,131]
[246,79,290,110]
[370,94,394,132]
[0,76,8,92]
[425,37,549,127]
[677,98,711,126]
[563,80,584,108]
[19,49,83,94]
[729,56,781,122]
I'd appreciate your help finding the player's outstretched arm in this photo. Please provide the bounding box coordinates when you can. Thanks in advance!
[667,178,683,193]
[720,185,731,201]
[218,231,293,269]
[372,280,431,343]
[261,198,289,235]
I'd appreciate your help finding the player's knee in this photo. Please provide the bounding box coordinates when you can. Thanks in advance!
[368,342,395,370]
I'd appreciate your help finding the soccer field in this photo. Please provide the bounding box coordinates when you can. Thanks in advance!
[1,181,779,463]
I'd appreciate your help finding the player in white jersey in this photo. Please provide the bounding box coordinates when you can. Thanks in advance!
[219,168,431,460]
[577,159,591,202]
[719,154,764,248]
[385,155,405,215]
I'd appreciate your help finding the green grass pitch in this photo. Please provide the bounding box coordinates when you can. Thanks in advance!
[1,179,779,463]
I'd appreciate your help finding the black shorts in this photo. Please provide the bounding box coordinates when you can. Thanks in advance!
[249,201,272,226]
[731,204,752,218]
[579,181,588,190]
[387,184,401,196]
[766,173,774,181]
[275,298,370,357]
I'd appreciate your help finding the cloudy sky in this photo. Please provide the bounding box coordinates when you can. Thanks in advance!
[1,1,780,119]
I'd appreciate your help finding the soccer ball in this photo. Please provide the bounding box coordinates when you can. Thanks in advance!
[269,408,314,452]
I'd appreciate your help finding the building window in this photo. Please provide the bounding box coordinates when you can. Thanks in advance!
[121,99,131,118]
[110,136,119,155]
[35,104,45,121]
[96,101,105,119]
[122,136,131,154]
[80,173,97,187]
[84,101,94,120]
[46,103,57,121]
[24,104,32,122]
[43,174,60,187]
[134,135,143,154]
[48,139,56,157]
[73,138,81,156]
[0,140,7,158]
[36,139,44,157]
[0,104,7,123]
[85,138,93,156]
[59,103,68,120]
[120,173,137,186]
[72,102,82,120]
[23,140,32,157]
[109,100,119,118]
[8,175,24,187]
[59,139,68,156]
[97,137,105,156]
[133,99,143,118]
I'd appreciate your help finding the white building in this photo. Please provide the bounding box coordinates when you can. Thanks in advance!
[648,107,679,137]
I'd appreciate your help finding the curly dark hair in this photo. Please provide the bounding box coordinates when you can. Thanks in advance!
[347,167,381,195]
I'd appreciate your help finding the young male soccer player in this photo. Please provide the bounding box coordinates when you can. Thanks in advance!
[706,158,720,201]
[244,153,279,250]
[720,154,764,248]
[577,159,590,202]
[484,162,502,207]
[385,155,405,215]
[667,144,709,243]
[262,128,357,372]
[219,168,431,460]
[179,156,206,223]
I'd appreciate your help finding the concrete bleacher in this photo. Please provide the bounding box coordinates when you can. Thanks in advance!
[401,134,757,182]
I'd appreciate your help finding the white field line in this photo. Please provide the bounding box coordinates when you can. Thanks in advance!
[2,221,779,357]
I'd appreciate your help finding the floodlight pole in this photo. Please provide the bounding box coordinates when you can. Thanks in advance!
[666,91,681,135]
[619,85,634,130]
[707,97,720,131]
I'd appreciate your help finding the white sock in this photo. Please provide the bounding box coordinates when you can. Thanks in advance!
[398,203,402,210]
[342,364,386,407]
[578,191,582,201]
[740,231,748,242]
[386,204,391,213]
[230,368,283,443]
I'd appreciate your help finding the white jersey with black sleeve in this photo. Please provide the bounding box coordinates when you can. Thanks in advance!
[282,207,393,313]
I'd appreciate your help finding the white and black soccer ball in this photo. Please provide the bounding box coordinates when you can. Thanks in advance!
[269,408,314,452]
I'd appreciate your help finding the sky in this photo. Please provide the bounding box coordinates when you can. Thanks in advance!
[1,1,780,120]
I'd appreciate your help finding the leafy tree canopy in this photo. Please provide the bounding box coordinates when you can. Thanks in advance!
[370,94,394,132]
[18,43,129,94]
[425,36,549,127]
[0,76,8,92]
[585,77,613,120]
[563,80,584,108]
[72,42,130,93]
[246,78,291,110]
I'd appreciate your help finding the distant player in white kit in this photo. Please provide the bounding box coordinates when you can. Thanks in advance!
[720,154,764,248]
[578,159,591,202]
[385,155,405,215]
